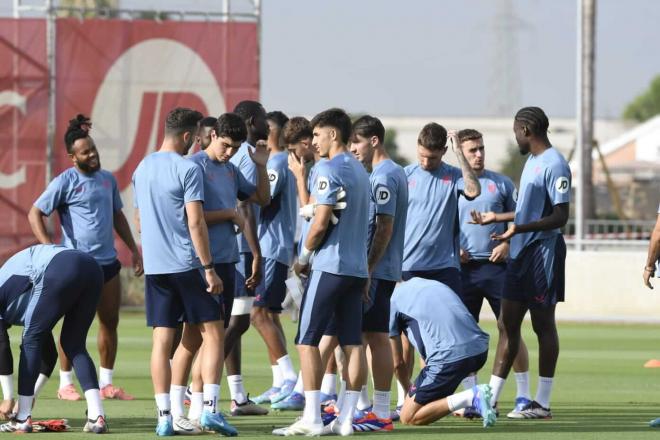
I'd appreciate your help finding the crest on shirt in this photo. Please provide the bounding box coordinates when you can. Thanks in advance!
[555,176,570,194]
[376,186,391,205]
[317,176,330,194]
[488,183,497,193]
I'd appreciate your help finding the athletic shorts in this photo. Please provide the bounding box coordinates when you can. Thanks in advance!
[410,351,488,405]
[459,261,506,321]
[145,269,224,327]
[215,263,235,329]
[234,253,255,298]
[402,267,462,295]
[296,271,366,347]
[101,259,122,284]
[254,258,289,313]
[503,235,566,309]
[362,278,396,333]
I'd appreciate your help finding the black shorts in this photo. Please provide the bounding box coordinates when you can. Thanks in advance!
[459,261,506,321]
[254,258,288,313]
[101,259,122,283]
[410,351,488,405]
[215,263,235,329]
[234,253,255,298]
[145,269,224,328]
[362,279,396,333]
[402,267,462,295]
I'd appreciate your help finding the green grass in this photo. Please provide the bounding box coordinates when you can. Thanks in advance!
[7,312,660,439]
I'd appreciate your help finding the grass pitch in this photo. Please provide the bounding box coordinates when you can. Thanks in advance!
[8,312,660,439]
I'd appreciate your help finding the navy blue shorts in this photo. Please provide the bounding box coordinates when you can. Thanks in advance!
[101,259,121,283]
[296,271,366,347]
[362,279,396,333]
[234,253,255,298]
[410,351,488,405]
[504,235,566,309]
[254,258,288,313]
[145,269,224,328]
[402,267,462,295]
[215,263,235,329]
[459,261,506,321]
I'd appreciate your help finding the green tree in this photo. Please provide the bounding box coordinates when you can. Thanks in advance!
[499,141,527,187]
[623,74,660,122]
[384,128,409,167]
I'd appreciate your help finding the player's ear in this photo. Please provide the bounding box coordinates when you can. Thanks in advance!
[329,128,337,142]
[211,129,218,141]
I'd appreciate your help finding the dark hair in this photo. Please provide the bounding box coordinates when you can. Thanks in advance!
[417,122,447,151]
[515,106,549,136]
[266,111,289,130]
[457,128,483,144]
[233,100,266,123]
[283,117,313,145]
[165,107,204,136]
[352,115,385,144]
[310,108,352,145]
[213,113,247,143]
[64,114,91,153]
[199,116,217,129]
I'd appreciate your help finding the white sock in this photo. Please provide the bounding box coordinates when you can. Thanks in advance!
[535,376,554,409]
[514,371,531,399]
[372,390,390,420]
[357,385,371,411]
[337,390,360,425]
[272,365,283,388]
[302,391,321,424]
[320,373,337,396]
[461,375,477,390]
[203,384,220,414]
[99,368,113,389]
[489,375,506,406]
[447,388,475,412]
[396,380,406,407]
[84,389,104,419]
[155,393,171,420]
[59,370,73,389]
[277,355,298,383]
[227,375,246,404]
[188,392,204,420]
[293,372,304,394]
[0,374,13,400]
[336,380,347,409]
[16,395,33,421]
[170,385,186,418]
[33,374,48,398]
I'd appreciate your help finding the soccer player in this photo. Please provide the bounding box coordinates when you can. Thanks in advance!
[390,277,495,428]
[224,100,270,413]
[195,116,217,150]
[643,205,660,428]
[132,107,235,436]
[0,245,107,433]
[457,128,532,418]
[28,114,143,401]
[348,115,408,432]
[275,108,370,436]
[472,107,570,419]
[181,112,271,421]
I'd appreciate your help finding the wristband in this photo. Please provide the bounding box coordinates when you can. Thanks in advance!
[298,247,312,266]
[202,263,214,271]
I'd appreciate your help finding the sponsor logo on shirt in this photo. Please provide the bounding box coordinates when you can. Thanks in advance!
[555,176,570,194]
[376,186,391,205]
[317,176,330,195]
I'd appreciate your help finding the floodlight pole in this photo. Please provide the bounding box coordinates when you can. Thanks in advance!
[46,0,56,187]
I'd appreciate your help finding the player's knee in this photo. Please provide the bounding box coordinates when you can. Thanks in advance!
[98,313,119,331]
[249,307,269,327]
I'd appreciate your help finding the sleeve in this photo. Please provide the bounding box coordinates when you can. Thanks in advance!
[110,174,123,212]
[503,177,517,212]
[183,164,205,204]
[545,162,571,205]
[33,175,65,215]
[235,163,256,201]
[389,309,403,337]
[237,148,258,185]
[372,174,397,217]
[267,160,285,198]
[312,163,339,206]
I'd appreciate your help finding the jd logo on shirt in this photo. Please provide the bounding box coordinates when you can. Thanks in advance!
[376,187,391,205]
[555,177,570,194]
[317,177,330,194]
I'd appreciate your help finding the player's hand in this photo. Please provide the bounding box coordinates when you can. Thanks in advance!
[490,241,509,263]
[470,210,497,225]
[460,248,470,264]
[644,266,655,289]
[293,261,310,278]
[232,210,245,234]
[248,140,269,167]
[132,250,144,277]
[491,224,517,241]
[288,152,307,180]
[246,255,262,290]
[0,399,14,420]
[362,278,372,304]
[447,130,459,154]
[205,268,223,295]
[299,203,317,220]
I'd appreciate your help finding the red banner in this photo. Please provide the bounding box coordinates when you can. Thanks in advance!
[0,18,259,261]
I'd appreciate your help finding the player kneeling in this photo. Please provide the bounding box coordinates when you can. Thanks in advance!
[0,245,107,433]
[390,277,496,428]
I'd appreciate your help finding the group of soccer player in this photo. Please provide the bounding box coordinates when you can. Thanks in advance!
[0,101,572,436]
